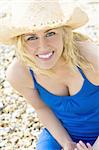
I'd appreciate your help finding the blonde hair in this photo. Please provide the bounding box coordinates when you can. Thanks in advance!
[15,26,93,77]
[62,26,93,71]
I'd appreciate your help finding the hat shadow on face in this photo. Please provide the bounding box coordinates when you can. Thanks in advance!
[0,0,88,44]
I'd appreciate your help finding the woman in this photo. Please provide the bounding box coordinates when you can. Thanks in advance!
[0,0,99,149]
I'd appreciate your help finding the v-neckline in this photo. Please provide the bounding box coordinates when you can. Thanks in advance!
[29,66,86,98]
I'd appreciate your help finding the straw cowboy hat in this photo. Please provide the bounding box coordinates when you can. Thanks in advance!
[0,0,88,44]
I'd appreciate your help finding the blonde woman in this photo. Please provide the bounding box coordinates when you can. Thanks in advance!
[0,0,99,150]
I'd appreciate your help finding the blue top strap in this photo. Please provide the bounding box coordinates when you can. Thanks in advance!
[29,66,86,89]
[29,67,37,89]
[77,66,87,80]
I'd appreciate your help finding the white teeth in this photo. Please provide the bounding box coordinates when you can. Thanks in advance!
[38,52,53,58]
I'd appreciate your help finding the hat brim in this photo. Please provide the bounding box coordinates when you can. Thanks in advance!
[0,2,88,45]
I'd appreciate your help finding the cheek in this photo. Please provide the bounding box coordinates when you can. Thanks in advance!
[25,43,38,54]
[47,36,63,49]
[26,48,34,55]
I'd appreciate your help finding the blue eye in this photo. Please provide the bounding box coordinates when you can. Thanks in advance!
[46,32,56,37]
[27,36,38,41]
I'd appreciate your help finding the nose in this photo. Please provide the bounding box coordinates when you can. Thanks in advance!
[38,37,48,51]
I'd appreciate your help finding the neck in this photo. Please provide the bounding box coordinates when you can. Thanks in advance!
[52,56,68,71]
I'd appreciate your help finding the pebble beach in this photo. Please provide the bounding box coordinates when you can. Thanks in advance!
[0,1,99,149]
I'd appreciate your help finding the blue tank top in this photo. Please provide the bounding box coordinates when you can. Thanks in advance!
[29,67,99,145]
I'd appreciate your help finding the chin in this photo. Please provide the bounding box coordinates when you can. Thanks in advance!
[38,65,53,70]
[36,57,59,70]
[38,63,56,70]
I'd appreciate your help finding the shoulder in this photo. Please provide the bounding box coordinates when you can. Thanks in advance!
[76,39,99,50]
[76,40,99,71]
[6,57,34,89]
[6,58,47,110]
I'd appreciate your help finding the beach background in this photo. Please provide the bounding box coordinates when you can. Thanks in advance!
[0,0,99,149]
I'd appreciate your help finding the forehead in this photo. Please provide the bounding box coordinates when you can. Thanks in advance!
[24,27,62,35]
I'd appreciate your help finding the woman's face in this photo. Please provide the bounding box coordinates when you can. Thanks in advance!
[22,27,64,69]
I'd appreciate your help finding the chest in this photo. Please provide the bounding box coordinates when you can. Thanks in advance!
[33,68,99,97]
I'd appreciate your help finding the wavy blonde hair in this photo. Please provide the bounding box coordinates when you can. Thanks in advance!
[14,26,93,77]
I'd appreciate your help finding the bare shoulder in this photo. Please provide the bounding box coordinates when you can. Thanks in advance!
[76,39,99,50]
[6,57,34,89]
[6,58,47,110]
[76,40,99,71]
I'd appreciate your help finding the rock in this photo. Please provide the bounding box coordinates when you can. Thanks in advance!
[0,2,98,149]
[0,101,4,110]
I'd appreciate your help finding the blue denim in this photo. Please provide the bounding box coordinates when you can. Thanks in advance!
[36,128,62,150]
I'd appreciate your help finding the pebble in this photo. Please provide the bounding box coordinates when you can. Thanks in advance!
[0,2,98,149]
[0,101,4,110]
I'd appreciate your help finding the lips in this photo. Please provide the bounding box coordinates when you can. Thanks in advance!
[36,51,54,59]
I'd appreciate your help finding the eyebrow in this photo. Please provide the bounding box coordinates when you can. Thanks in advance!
[44,28,56,33]
[24,28,56,36]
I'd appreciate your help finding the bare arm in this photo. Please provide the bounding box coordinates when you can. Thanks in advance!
[36,98,74,149]
[93,136,99,150]
[6,59,74,149]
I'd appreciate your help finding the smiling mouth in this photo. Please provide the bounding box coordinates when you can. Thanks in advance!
[36,51,54,60]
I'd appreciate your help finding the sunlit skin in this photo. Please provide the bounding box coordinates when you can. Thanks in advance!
[22,29,99,150]
[61,140,94,150]
[75,141,93,150]
[22,27,65,70]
